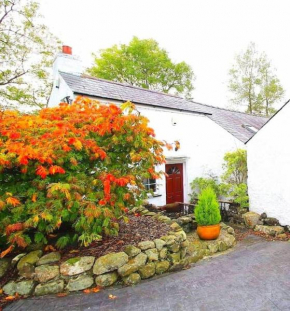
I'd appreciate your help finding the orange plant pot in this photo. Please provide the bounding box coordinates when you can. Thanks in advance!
[197,224,221,240]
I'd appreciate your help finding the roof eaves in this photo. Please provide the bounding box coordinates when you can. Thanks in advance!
[73,92,212,116]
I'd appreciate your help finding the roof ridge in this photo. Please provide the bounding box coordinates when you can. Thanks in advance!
[61,71,184,100]
[190,100,269,119]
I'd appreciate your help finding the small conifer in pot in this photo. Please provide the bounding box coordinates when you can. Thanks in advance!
[195,187,221,240]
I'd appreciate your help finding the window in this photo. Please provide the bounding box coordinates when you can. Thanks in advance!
[167,166,181,175]
[143,178,157,192]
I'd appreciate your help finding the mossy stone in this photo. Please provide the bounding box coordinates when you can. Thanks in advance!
[34,279,64,296]
[118,253,147,277]
[95,272,118,287]
[138,241,155,250]
[66,275,94,292]
[35,265,59,283]
[155,261,170,275]
[167,252,181,264]
[17,250,43,270]
[145,248,159,261]
[3,280,35,296]
[124,245,141,257]
[93,252,128,275]
[122,273,141,285]
[36,252,61,266]
[60,256,95,276]
[139,263,155,279]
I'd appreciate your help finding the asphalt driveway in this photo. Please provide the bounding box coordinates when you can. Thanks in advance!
[5,235,290,311]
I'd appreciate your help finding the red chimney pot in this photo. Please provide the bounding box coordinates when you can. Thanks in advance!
[62,45,72,55]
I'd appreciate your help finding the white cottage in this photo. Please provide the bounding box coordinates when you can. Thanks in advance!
[247,100,290,225]
[49,46,267,206]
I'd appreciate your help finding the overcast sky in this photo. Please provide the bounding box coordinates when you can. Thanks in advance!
[40,0,290,109]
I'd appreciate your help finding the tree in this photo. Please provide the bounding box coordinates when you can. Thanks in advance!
[0,97,166,255]
[258,61,284,116]
[0,0,60,109]
[87,37,195,99]
[222,149,249,209]
[228,42,284,116]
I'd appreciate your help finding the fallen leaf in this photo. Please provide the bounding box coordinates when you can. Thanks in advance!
[57,292,68,297]
[69,249,80,254]
[5,295,16,301]
[116,240,124,245]
[45,245,56,252]
[83,289,91,294]
[48,234,57,238]
[0,289,3,295]
[92,286,102,293]
[108,294,117,300]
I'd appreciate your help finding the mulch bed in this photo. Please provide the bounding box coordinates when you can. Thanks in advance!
[60,215,170,262]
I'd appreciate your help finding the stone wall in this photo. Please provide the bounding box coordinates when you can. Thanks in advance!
[0,208,193,297]
[0,206,236,298]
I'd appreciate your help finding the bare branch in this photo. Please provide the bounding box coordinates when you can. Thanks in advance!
[0,0,16,25]
[0,70,27,86]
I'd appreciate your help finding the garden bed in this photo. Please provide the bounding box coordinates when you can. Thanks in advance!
[60,215,170,261]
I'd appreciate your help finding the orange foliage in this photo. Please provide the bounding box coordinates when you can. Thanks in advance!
[6,197,20,207]
[0,245,14,258]
[0,97,166,251]
[6,223,24,236]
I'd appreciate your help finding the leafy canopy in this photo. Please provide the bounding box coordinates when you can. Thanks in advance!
[0,0,60,109]
[228,42,284,116]
[0,97,166,255]
[194,187,221,226]
[222,149,247,185]
[87,37,195,99]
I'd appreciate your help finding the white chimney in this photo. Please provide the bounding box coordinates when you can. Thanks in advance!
[48,45,83,107]
[52,45,83,77]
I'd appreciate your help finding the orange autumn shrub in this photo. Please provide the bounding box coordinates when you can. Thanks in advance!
[0,97,165,253]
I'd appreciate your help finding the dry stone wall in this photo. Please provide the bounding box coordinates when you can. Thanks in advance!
[0,206,236,298]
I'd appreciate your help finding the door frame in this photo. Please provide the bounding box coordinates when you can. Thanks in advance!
[165,157,188,204]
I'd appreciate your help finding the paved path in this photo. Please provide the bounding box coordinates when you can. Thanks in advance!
[5,235,290,311]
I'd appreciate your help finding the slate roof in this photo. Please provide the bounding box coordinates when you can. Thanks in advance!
[189,102,268,143]
[60,72,268,143]
[60,72,208,115]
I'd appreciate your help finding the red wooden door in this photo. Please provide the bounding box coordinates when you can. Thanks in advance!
[165,163,184,204]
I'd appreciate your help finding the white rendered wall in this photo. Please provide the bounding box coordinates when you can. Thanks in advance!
[136,106,244,206]
[247,103,290,225]
[48,75,74,107]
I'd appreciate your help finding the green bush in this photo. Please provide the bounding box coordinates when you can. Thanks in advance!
[230,183,249,209]
[194,187,221,226]
[189,175,225,203]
